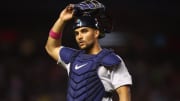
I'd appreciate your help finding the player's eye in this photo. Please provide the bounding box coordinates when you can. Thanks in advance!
[74,31,79,36]
[81,28,88,34]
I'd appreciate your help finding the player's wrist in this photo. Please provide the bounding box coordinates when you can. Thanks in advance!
[58,16,70,24]
[57,17,65,23]
[49,29,62,39]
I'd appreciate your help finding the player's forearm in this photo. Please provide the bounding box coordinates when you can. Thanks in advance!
[51,18,66,33]
[45,18,66,59]
[116,85,131,101]
[46,18,66,47]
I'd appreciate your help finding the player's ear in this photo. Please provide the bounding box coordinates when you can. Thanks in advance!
[94,29,100,38]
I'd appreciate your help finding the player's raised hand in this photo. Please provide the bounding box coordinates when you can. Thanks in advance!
[59,4,75,22]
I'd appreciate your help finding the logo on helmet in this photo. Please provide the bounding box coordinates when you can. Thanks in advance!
[75,19,82,28]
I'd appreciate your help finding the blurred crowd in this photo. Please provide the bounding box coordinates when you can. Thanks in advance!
[0,27,179,101]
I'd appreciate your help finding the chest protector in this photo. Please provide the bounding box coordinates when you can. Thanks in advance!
[67,49,121,101]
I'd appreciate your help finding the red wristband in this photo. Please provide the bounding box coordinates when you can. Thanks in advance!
[49,30,62,39]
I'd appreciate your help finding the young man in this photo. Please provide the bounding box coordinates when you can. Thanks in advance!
[45,4,132,101]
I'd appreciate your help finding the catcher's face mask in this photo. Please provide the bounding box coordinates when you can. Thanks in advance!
[73,0,105,17]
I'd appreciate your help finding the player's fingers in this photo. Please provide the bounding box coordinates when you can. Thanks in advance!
[66,4,74,11]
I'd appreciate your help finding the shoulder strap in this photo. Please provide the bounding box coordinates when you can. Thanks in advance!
[69,49,114,67]
[95,49,113,65]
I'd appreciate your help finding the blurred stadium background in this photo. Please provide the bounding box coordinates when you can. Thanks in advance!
[0,0,179,101]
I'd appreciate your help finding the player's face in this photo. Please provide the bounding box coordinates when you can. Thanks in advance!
[74,27,99,50]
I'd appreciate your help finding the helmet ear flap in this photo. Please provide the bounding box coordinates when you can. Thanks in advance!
[96,14,113,33]
[94,18,99,29]
[92,18,105,39]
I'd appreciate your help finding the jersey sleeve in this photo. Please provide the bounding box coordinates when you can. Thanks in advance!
[110,56,132,89]
[57,46,78,65]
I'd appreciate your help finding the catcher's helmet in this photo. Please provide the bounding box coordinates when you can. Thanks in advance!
[73,15,105,38]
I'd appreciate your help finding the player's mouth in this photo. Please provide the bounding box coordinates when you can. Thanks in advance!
[78,41,85,46]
